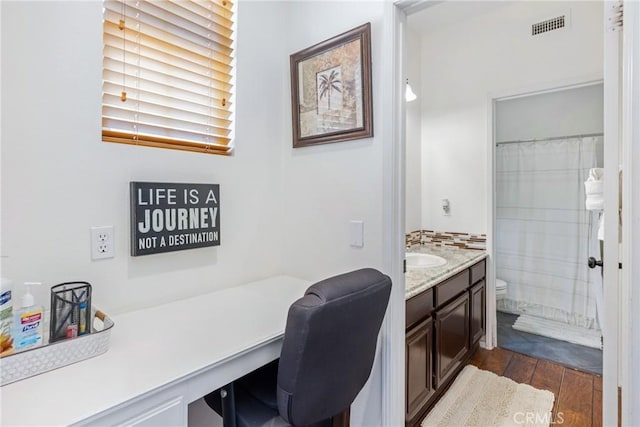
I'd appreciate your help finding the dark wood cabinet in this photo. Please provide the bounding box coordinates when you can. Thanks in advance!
[470,280,485,347]
[434,269,469,307]
[406,288,433,330]
[405,257,486,427]
[435,292,469,387]
[405,317,434,421]
[470,259,486,285]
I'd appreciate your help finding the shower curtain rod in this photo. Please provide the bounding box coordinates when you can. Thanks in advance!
[496,132,604,146]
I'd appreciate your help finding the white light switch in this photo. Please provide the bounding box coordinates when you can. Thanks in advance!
[350,220,364,248]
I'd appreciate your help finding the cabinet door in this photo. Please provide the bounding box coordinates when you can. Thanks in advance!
[406,317,434,423]
[470,280,485,347]
[435,293,469,388]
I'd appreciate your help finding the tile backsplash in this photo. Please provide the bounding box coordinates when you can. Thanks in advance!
[406,230,486,250]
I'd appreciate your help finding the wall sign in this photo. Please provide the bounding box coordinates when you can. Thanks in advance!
[130,182,220,256]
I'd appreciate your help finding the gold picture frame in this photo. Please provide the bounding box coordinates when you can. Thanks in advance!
[290,23,373,148]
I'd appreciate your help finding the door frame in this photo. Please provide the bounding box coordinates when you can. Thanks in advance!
[603,2,623,425]
[620,1,639,425]
[486,76,604,351]
[382,2,408,426]
[391,0,625,425]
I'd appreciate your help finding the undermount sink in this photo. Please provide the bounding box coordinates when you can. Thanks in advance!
[406,253,447,269]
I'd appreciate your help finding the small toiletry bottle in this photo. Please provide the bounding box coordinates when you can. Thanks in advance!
[0,278,14,357]
[13,282,45,352]
[79,299,88,335]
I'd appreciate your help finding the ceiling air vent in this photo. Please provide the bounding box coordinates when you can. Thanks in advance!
[531,15,566,36]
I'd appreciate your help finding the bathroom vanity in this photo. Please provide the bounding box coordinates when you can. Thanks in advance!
[405,246,487,427]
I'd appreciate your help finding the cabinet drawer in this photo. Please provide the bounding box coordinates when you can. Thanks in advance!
[470,259,486,285]
[406,288,434,330]
[434,269,469,307]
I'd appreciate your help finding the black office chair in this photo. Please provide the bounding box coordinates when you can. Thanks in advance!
[204,268,392,427]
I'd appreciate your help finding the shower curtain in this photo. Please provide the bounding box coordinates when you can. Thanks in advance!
[495,136,602,331]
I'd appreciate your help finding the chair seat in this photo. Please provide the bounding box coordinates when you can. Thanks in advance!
[236,360,280,410]
[205,365,332,427]
[205,382,289,427]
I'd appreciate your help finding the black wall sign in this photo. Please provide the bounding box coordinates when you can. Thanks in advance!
[130,182,220,256]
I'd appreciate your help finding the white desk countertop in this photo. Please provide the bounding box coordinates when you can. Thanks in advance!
[0,276,311,426]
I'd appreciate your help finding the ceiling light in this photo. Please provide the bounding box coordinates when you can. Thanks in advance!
[405,79,417,102]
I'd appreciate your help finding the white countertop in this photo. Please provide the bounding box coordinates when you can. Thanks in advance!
[405,245,487,299]
[0,276,311,426]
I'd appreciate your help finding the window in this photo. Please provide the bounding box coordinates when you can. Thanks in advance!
[102,0,234,155]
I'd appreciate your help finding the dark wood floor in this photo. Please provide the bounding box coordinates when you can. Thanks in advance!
[469,347,602,427]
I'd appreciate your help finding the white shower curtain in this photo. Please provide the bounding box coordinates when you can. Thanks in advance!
[495,136,602,330]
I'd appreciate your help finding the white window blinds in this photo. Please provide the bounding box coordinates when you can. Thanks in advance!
[102,0,234,155]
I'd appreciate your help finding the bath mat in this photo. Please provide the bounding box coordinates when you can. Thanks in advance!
[512,314,602,349]
[421,365,555,427]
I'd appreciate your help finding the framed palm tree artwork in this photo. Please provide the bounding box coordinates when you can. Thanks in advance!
[290,23,373,148]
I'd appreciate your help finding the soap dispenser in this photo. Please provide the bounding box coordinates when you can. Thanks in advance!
[13,282,44,352]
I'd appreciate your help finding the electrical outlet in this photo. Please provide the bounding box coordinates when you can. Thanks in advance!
[91,226,115,260]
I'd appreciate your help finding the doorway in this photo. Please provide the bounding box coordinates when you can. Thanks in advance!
[397,0,613,424]
[493,83,604,375]
[395,1,640,425]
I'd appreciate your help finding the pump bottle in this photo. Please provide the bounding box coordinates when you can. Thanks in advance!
[0,278,14,356]
[13,282,44,352]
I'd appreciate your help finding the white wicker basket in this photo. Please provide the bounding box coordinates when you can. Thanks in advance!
[0,309,114,386]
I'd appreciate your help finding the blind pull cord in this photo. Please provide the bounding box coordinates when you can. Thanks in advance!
[120,1,127,102]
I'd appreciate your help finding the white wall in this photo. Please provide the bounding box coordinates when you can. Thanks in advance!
[2,1,394,426]
[496,83,604,142]
[411,1,603,234]
[282,2,386,283]
[281,2,388,425]
[497,83,604,166]
[405,29,422,233]
[0,0,289,315]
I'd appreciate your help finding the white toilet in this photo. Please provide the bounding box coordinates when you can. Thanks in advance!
[496,278,508,301]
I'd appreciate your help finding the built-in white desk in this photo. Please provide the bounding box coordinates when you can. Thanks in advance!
[0,276,311,426]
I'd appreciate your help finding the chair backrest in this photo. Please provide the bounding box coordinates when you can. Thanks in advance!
[276,268,392,426]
